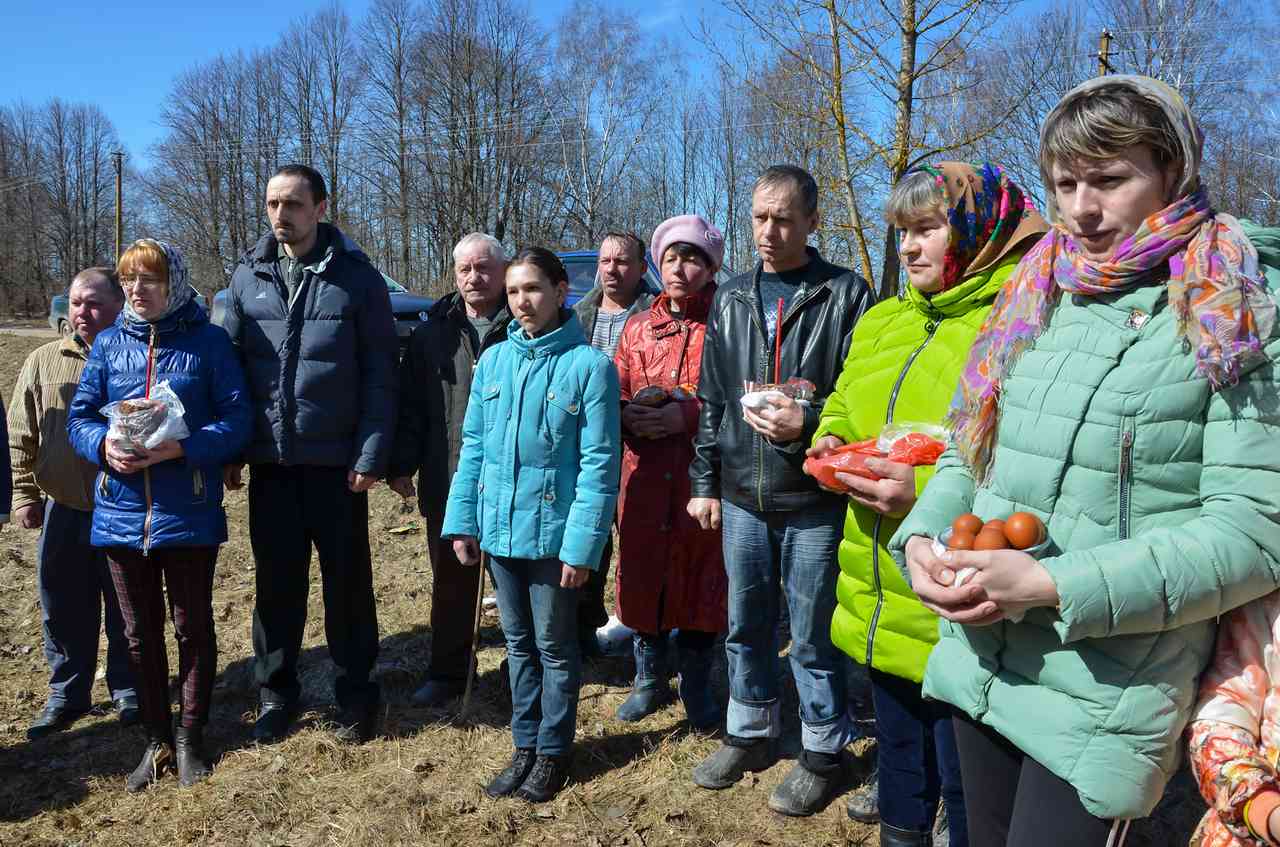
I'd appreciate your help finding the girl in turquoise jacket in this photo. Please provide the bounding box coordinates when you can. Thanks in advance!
[890,76,1280,846]
[443,247,621,804]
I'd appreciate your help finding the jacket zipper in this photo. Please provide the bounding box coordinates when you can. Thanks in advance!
[865,318,939,667]
[744,301,770,511]
[141,325,157,557]
[1118,418,1134,540]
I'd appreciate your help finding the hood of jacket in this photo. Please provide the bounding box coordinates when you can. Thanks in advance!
[506,308,587,357]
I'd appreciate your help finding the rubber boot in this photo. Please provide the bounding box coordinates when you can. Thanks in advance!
[126,726,175,793]
[879,821,933,847]
[175,726,212,787]
[615,633,669,721]
[677,645,720,731]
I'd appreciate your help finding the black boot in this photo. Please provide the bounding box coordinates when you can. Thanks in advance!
[175,726,212,787]
[484,747,537,798]
[879,821,933,847]
[126,728,175,793]
[514,754,572,803]
[615,633,669,722]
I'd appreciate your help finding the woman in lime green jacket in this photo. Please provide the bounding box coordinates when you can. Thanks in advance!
[809,162,1046,846]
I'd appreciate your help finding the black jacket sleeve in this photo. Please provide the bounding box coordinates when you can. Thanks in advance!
[388,327,428,480]
[351,265,399,476]
[689,290,727,498]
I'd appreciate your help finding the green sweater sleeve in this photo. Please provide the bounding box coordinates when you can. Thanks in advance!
[1044,342,1280,643]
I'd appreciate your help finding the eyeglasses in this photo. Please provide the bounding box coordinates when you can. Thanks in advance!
[120,275,167,291]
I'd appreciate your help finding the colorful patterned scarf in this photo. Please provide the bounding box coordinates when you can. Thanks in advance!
[949,80,1275,483]
[913,162,1048,290]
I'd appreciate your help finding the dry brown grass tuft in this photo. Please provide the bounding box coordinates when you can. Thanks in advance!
[0,330,1202,846]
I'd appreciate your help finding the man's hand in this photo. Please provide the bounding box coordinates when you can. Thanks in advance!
[14,503,42,530]
[560,563,589,588]
[388,476,416,499]
[224,463,245,491]
[903,535,1001,625]
[453,536,481,566]
[348,470,377,493]
[837,456,917,518]
[687,497,722,531]
[104,438,146,475]
[743,395,804,443]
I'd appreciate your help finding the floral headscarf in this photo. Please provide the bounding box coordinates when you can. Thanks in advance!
[121,238,195,326]
[909,161,1048,290]
[949,75,1276,483]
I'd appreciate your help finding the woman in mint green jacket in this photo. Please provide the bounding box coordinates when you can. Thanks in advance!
[890,76,1280,846]
[444,247,621,804]
[810,163,1046,846]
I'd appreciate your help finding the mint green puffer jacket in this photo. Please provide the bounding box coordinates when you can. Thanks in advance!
[889,264,1280,820]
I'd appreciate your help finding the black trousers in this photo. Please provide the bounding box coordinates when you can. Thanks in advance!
[952,713,1131,846]
[249,465,380,709]
[576,532,612,641]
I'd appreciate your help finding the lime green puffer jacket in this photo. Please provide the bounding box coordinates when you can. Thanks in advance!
[889,250,1280,820]
[814,256,1019,684]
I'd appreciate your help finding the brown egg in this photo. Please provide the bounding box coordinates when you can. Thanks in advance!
[951,513,984,536]
[1004,512,1047,550]
[948,530,976,551]
[973,527,1009,551]
[983,519,1006,533]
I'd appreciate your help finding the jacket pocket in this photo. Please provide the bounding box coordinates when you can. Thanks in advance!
[1117,416,1134,540]
[192,469,207,504]
[539,467,561,555]
[481,383,502,433]
[543,385,582,447]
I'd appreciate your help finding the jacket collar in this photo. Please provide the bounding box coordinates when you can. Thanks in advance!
[906,253,1022,320]
[61,334,89,360]
[249,222,367,275]
[118,298,207,339]
[506,309,586,357]
[436,291,511,330]
[648,283,716,336]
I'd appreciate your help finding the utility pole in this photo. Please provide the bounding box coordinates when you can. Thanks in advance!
[112,151,124,262]
[1097,29,1114,76]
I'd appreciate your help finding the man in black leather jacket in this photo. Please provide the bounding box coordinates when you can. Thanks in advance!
[687,165,875,816]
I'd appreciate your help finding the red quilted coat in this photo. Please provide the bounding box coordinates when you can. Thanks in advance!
[613,285,727,635]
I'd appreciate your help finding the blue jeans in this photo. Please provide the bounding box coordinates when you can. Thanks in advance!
[871,668,966,843]
[720,499,850,753]
[38,499,135,709]
[490,556,582,756]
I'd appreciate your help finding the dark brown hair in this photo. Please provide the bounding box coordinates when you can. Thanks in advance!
[509,247,568,287]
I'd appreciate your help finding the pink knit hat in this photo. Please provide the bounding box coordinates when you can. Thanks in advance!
[649,214,725,271]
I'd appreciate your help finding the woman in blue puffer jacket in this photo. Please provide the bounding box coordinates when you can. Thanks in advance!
[67,239,250,793]
[444,246,621,804]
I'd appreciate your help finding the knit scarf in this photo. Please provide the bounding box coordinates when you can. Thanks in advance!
[949,188,1275,483]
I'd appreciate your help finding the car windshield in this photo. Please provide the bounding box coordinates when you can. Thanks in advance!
[383,275,407,294]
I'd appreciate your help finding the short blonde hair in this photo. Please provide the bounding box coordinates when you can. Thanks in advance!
[1039,84,1182,189]
[117,240,169,284]
[885,169,947,227]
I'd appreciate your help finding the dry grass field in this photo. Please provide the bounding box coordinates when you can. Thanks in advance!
[0,329,1204,846]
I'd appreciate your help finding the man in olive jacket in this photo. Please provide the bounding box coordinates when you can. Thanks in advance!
[389,232,510,706]
[688,165,875,816]
[223,164,398,744]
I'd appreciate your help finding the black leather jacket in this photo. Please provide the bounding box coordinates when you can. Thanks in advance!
[690,248,875,512]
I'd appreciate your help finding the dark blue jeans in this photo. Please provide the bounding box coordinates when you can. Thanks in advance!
[38,499,135,709]
[720,499,850,753]
[871,667,967,844]
[490,556,582,756]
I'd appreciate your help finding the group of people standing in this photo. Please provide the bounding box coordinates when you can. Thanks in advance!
[13,72,1280,847]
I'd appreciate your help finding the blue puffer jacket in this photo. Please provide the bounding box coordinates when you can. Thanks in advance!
[67,300,252,551]
[442,311,620,569]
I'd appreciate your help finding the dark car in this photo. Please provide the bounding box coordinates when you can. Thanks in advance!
[558,250,661,307]
[210,274,433,346]
[50,290,208,336]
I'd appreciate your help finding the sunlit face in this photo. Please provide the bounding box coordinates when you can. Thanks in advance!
[751,183,818,272]
[1050,145,1179,263]
[597,237,645,301]
[506,263,567,336]
[68,276,123,344]
[266,174,326,249]
[661,246,714,304]
[454,245,506,315]
[897,208,950,293]
[120,270,169,321]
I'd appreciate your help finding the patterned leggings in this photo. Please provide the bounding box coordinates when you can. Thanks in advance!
[106,547,218,730]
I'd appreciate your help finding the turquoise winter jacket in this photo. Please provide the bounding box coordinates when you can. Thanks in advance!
[888,274,1280,820]
[442,310,620,569]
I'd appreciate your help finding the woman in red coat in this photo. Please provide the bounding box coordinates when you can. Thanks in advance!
[613,214,727,730]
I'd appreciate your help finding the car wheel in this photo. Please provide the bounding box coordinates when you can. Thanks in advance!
[58,319,72,337]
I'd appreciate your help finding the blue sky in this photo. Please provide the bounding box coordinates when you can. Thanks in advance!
[1,0,712,164]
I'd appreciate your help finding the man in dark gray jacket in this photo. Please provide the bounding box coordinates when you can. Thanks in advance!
[571,232,653,655]
[222,164,398,745]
